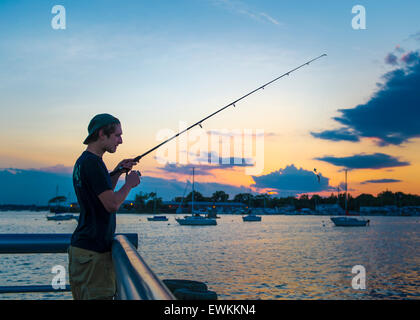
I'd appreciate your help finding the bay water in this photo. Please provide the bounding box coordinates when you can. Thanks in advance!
[0,211,419,300]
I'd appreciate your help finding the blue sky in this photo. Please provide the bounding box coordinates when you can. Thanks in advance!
[1,1,420,203]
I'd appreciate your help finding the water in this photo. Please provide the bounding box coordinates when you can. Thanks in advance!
[0,211,419,300]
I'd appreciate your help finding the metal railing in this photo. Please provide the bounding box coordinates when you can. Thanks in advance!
[0,233,134,254]
[0,233,175,300]
[112,234,175,300]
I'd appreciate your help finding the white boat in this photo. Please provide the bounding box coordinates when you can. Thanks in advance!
[176,214,217,225]
[46,214,74,221]
[331,217,369,227]
[242,214,261,222]
[147,215,168,221]
[330,170,369,227]
[176,168,217,226]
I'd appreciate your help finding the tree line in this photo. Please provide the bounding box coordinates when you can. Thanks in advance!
[127,190,420,212]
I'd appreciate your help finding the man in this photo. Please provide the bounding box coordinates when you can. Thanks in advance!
[69,113,141,300]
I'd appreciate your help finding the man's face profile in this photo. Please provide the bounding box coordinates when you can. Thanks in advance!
[100,124,123,153]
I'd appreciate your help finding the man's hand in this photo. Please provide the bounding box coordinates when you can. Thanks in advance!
[114,159,138,175]
[100,170,141,213]
[126,170,141,188]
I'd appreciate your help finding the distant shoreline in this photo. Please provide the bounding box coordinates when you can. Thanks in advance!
[1,206,419,217]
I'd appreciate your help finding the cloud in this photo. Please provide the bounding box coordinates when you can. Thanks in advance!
[401,51,420,64]
[385,52,398,65]
[310,128,360,142]
[194,151,254,167]
[0,167,253,204]
[211,0,281,26]
[251,164,333,194]
[360,178,402,184]
[315,153,410,170]
[3,168,20,175]
[312,49,420,146]
[206,129,277,138]
[259,12,281,25]
[0,168,74,205]
[38,164,73,174]
[155,150,255,176]
[395,45,405,53]
[409,31,420,42]
[119,174,250,200]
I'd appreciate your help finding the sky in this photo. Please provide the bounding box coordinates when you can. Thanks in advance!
[1,0,420,203]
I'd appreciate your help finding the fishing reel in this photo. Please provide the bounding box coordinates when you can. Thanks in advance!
[110,167,141,178]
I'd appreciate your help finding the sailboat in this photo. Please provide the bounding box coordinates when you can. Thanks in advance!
[242,191,261,222]
[176,168,217,226]
[46,186,75,221]
[147,192,168,221]
[330,169,370,227]
[176,178,190,214]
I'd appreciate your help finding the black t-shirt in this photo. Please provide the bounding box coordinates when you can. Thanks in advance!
[71,151,116,253]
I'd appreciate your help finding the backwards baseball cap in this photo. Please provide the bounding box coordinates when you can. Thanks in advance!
[83,113,120,145]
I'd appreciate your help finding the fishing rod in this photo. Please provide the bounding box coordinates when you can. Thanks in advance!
[110,53,327,177]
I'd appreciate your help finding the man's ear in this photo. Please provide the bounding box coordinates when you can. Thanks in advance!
[97,128,106,141]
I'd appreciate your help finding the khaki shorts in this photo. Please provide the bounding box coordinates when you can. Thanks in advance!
[68,245,116,300]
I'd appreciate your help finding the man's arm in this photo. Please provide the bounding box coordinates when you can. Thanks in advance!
[110,159,138,190]
[99,171,140,213]
[110,173,121,190]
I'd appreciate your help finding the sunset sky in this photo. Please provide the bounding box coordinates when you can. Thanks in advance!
[1,0,420,201]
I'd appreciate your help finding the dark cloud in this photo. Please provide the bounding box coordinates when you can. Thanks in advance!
[360,178,402,184]
[0,168,74,205]
[315,153,410,170]
[401,51,420,64]
[310,128,360,142]
[115,175,251,200]
[385,53,398,65]
[313,49,420,146]
[0,167,253,204]
[251,164,333,193]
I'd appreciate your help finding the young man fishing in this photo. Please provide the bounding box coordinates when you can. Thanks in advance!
[69,113,141,300]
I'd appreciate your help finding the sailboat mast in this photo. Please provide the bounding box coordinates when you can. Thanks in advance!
[192,167,195,213]
[153,190,157,214]
[345,169,348,214]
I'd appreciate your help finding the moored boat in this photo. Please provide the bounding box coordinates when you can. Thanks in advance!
[176,214,217,225]
[330,217,369,227]
[176,168,217,226]
[242,214,262,222]
[330,169,370,227]
[46,214,74,221]
[147,215,169,221]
